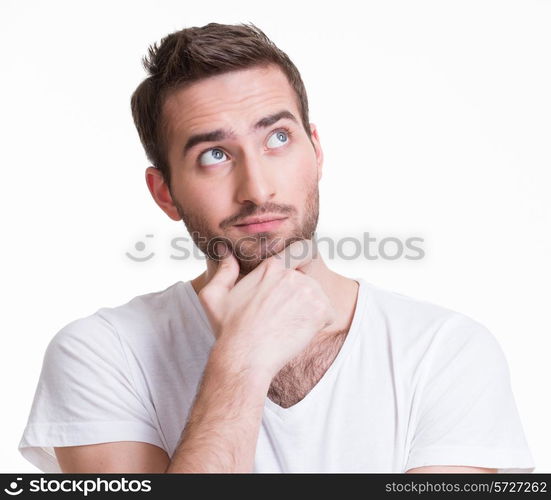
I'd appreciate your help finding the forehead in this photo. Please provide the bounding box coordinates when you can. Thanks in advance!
[162,64,301,141]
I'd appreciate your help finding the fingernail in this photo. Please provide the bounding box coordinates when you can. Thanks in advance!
[215,242,227,257]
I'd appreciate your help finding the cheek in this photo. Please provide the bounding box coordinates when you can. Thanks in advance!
[180,182,232,227]
[280,146,316,180]
[292,151,318,187]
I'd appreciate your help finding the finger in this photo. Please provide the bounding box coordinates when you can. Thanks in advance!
[204,241,240,300]
[267,238,317,272]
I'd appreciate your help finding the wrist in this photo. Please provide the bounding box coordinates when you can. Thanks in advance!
[208,338,274,390]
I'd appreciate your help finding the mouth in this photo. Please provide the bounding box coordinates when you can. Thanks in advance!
[234,217,288,233]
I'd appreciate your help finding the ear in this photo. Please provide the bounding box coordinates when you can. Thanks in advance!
[309,123,323,181]
[145,166,181,221]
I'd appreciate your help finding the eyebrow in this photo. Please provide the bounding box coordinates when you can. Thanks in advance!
[182,109,299,158]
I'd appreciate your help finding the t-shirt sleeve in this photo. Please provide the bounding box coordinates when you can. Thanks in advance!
[18,313,166,473]
[404,314,536,473]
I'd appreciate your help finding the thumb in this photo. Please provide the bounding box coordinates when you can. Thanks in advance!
[199,241,240,338]
[204,241,240,300]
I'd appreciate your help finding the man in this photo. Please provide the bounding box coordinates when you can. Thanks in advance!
[18,22,535,473]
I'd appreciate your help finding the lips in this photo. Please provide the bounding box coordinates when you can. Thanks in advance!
[234,215,287,226]
[233,217,288,234]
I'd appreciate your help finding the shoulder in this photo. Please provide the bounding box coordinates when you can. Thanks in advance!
[363,280,503,362]
[97,280,186,332]
[47,280,187,355]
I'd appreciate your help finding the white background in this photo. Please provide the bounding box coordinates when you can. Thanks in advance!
[1,0,549,472]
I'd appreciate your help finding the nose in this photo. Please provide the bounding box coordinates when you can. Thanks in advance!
[234,148,276,206]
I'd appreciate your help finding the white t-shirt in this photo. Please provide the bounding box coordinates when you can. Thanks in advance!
[18,278,536,473]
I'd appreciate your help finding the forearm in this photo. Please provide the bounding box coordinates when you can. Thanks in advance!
[165,341,272,473]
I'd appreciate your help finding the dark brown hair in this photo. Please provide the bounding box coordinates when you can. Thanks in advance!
[130,22,312,191]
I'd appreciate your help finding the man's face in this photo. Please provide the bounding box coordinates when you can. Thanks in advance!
[155,63,323,277]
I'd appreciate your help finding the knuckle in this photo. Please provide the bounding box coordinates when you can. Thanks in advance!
[197,287,213,304]
[280,268,296,282]
[263,258,280,275]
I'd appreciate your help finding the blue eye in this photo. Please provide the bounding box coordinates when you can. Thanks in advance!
[199,148,228,166]
[266,129,290,149]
